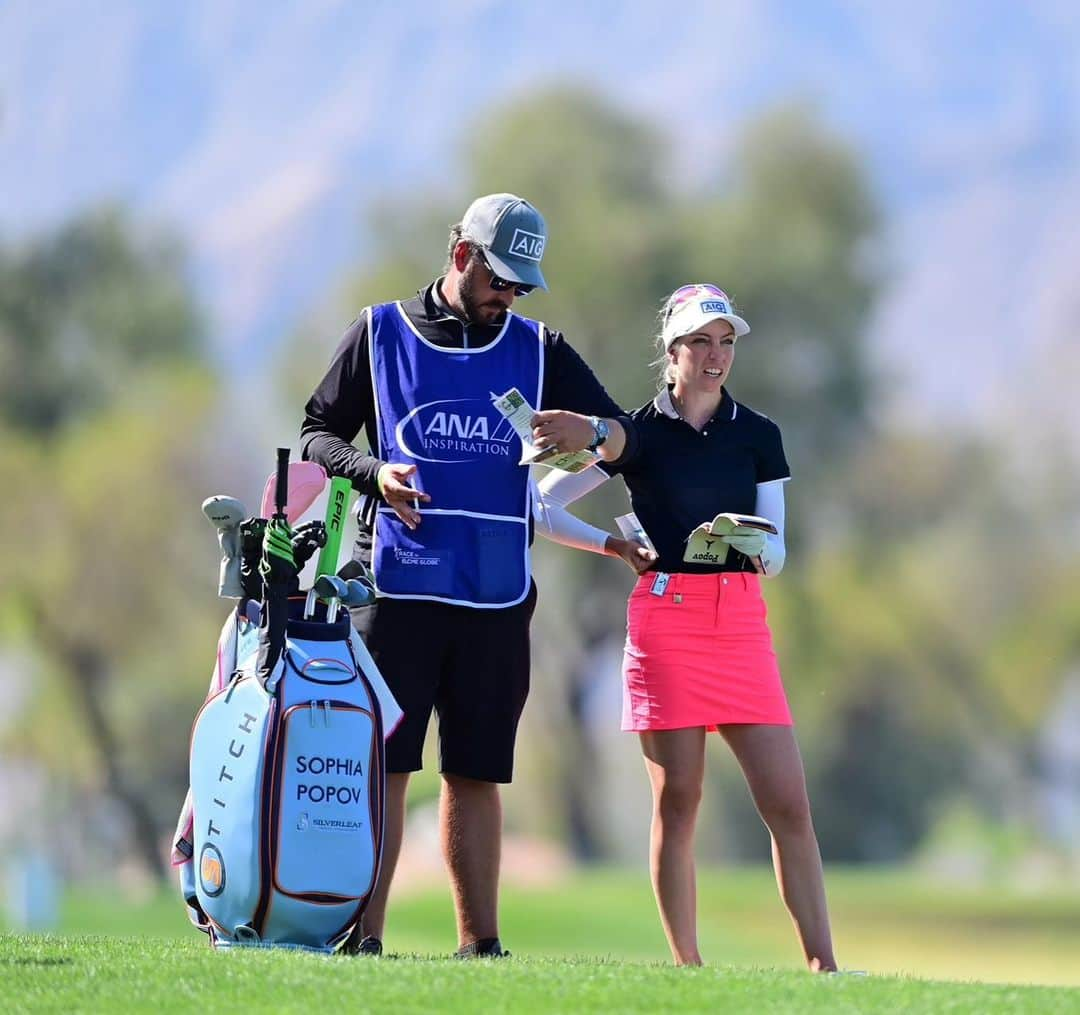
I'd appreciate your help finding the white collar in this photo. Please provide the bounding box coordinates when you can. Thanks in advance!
[653,387,737,422]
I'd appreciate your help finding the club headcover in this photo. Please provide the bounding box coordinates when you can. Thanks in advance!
[239,517,269,600]
[291,520,328,570]
[203,496,248,597]
[259,518,297,586]
[260,461,328,523]
[201,495,247,530]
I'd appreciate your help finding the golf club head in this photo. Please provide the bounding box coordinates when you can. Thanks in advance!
[201,495,247,530]
[260,461,328,524]
[313,574,348,601]
[341,578,376,607]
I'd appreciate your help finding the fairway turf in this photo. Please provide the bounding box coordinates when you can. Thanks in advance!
[4,936,1078,1015]
[6,868,1080,1011]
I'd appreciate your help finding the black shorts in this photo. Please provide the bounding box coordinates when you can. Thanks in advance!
[350,582,537,783]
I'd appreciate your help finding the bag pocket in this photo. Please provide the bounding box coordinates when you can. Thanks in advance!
[272,703,379,901]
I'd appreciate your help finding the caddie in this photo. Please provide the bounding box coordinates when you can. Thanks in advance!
[300,193,637,958]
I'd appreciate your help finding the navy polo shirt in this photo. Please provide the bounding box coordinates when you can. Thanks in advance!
[601,387,790,574]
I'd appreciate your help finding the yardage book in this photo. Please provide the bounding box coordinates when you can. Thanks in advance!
[491,387,599,473]
[683,513,778,568]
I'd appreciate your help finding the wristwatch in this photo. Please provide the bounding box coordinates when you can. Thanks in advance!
[586,416,610,451]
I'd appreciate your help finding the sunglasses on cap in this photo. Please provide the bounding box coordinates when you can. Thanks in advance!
[475,249,536,297]
[663,283,727,321]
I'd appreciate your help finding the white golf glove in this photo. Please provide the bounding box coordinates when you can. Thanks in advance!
[720,527,767,559]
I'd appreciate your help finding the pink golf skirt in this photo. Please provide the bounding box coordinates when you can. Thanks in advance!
[622,571,792,732]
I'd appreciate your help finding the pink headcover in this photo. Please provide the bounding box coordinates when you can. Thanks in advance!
[260,461,328,522]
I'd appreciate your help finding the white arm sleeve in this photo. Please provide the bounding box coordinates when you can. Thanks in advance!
[755,479,788,577]
[532,466,613,555]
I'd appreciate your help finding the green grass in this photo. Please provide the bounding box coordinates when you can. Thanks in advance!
[5,868,1080,1012]
[5,937,1076,1015]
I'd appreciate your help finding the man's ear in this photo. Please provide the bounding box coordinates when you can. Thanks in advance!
[452,241,472,271]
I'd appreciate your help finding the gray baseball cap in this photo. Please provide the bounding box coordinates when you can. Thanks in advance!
[460,193,549,290]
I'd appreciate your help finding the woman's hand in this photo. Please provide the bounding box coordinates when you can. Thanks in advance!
[606,535,658,575]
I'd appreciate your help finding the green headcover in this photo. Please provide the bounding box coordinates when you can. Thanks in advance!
[259,517,296,583]
[257,517,297,686]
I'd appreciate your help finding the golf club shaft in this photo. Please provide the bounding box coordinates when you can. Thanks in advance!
[315,476,353,578]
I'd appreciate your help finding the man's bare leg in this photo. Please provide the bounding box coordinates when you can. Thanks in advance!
[360,771,410,940]
[441,773,502,946]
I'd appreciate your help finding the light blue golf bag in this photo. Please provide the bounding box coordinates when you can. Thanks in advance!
[174,600,398,951]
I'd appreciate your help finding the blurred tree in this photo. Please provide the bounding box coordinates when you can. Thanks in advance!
[0,205,203,434]
[0,209,216,880]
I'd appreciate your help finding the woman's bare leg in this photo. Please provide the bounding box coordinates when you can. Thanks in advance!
[640,727,707,966]
[720,724,836,971]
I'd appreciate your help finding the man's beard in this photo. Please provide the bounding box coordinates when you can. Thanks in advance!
[459,261,510,325]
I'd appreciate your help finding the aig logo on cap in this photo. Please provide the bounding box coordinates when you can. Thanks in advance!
[700,299,730,315]
[509,229,545,262]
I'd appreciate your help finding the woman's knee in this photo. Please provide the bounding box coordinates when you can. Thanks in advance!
[758,791,814,838]
[653,774,703,823]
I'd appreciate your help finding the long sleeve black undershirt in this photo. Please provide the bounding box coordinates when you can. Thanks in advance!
[300,281,637,500]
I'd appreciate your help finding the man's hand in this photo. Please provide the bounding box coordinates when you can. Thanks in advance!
[530,411,626,461]
[606,535,658,575]
[377,462,430,530]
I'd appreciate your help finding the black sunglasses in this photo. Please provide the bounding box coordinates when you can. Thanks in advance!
[475,249,536,297]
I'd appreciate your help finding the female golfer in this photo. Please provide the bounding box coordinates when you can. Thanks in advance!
[533,283,837,971]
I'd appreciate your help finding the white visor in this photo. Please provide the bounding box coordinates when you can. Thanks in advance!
[662,285,750,349]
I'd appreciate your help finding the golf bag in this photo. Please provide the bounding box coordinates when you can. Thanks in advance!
[173,599,400,951]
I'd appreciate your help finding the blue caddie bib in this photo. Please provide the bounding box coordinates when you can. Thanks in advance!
[368,302,543,607]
